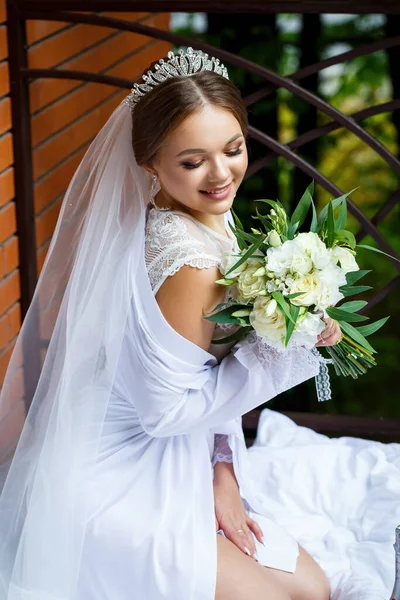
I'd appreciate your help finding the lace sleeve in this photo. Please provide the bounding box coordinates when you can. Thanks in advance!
[145,208,222,295]
[211,434,233,467]
[242,331,320,393]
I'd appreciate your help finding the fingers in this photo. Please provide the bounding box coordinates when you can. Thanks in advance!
[316,318,342,347]
[224,524,257,560]
[246,517,264,545]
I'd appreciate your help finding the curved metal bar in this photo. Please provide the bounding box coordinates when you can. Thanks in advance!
[22,67,133,89]
[246,124,400,270]
[364,274,400,310]
[24,9,400,176]
[243,36,400,107]
[370,188,400,226]
[247,100,400,174]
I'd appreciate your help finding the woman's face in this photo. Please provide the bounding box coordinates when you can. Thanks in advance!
[150,105,248,216]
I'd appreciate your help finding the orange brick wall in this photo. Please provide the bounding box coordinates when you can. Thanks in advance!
[0,5,171,384]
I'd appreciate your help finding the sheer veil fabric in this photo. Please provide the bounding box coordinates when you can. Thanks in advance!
[0,99,321,599]
[0,101,150,598]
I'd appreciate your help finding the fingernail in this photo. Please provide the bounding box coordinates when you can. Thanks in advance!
[261,536,266,546]
[244,547,251,556]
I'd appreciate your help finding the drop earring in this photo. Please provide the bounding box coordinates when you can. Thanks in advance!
[149,175,170,211]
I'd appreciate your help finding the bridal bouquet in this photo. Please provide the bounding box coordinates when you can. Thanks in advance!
[205,182,392,380]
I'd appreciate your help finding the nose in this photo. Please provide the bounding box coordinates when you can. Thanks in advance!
[207,156,231,184]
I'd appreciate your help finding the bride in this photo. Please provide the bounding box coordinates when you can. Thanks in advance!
[0,47,341,600]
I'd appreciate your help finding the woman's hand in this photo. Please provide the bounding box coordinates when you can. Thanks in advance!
[315,317,342,348]
[213,462,263,560]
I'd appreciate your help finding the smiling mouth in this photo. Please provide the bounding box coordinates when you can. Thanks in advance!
[200,183,232,194]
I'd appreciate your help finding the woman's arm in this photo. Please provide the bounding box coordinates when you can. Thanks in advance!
[130,263,326,437]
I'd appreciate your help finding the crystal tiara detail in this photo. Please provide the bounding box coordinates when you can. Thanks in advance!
[124,46,230,108]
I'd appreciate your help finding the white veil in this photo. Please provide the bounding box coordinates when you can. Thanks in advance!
[0,99,154,599]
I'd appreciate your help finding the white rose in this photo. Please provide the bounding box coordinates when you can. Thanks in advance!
[331,246,359,273]
[290,311,325,349]
[295,232,332,270]
[313,264,347,310]
[237,261,267,300]
[229,282,250,305]
[287,272,320,307]
[220,251,246,279]
[249,296,286,350]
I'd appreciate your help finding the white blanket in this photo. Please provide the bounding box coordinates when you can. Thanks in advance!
[247,409,399,599]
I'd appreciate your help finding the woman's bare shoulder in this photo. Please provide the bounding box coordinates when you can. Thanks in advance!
[155,262,226,351]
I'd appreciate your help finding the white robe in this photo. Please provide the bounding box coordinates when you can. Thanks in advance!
[73,207,321,599]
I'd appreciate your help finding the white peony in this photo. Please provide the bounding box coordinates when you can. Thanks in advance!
[237,260,267,300]
[220,251,247,279]
[295,232,332,270]
[290,311,325,349]
[313,263,347,310]
[331,246,359,273]
[287,272,321,307]
[249,296,287,350]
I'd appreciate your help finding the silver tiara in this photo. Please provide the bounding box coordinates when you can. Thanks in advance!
[124,46,229,108]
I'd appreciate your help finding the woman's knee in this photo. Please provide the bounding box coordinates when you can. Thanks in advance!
[292,548,330,600]
[215,534,291,600]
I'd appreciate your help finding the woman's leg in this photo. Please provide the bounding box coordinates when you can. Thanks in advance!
[215,535,291,600]
[265,545,331,600]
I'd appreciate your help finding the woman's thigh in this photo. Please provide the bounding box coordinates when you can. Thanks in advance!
[265,545,331,600]
[215,535,291,600]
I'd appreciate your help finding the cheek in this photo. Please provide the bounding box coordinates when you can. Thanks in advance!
[234,150,248,177]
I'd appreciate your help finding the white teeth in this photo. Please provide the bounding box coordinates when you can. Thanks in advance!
[205,184,229,194]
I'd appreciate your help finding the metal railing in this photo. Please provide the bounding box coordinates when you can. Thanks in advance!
[5,1,400,438]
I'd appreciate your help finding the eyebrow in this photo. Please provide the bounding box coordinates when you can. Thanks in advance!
[175,134,244,157]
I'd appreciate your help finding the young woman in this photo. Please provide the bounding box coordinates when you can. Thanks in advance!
[0,48,339,600]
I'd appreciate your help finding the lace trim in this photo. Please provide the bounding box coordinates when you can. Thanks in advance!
[242,331,321,394]
[145,209,222,295]
[212,434,233,467]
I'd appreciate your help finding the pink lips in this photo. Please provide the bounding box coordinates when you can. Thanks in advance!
[199,182,232,200]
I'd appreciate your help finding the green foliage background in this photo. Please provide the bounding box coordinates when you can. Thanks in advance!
[171,13,400,419]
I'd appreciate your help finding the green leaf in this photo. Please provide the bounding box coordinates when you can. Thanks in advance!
[285,292,305,299]
[326,201,335,247]
[271,291,295,324]
[287,222,300,240]
[310,199,318,233]
[334,230,356,249]
[285,304,300,346]
[339,284,373,297]
[357,244,400,264]
[289,180,314,231]
[225,234,266,277]
[253,207,273,233]
[339,300,368,312]
[335,196,348,230]
[339,320,376,354]
[255,198,285,212]
[231,208,243,231]
[326,307,369,323]
[345,270,371,285]
[317,189,357,232]
[204,304,249,324]
[356,316,390,337]
[229,223,264,245]
[227,221,247,251]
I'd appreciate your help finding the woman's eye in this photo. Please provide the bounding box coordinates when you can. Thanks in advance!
[182,147,243,170]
